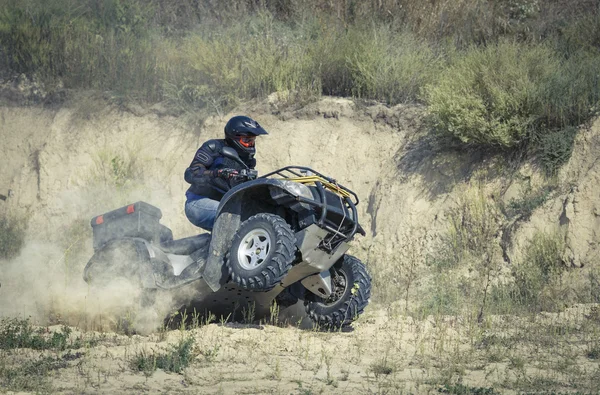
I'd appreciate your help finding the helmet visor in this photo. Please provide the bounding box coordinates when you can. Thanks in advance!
[237,136,256,148]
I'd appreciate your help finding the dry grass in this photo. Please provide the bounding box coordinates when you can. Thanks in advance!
[1,304,600,393]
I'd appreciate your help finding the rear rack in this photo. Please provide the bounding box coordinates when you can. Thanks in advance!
[261,166,364,246]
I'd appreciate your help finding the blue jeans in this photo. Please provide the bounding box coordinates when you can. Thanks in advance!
[185,198,219,231]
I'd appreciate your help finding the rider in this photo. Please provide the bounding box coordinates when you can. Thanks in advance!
[184,115,268,231]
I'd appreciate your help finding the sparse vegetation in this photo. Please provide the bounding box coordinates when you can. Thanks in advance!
[0,355,66,393]
[504,184,555,219]
[511,228,568,312]
[131,336,195,374]
[1,0,599,172]
[419,183,503,321]
[0,318,81,351]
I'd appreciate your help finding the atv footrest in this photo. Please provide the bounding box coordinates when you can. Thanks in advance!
[160,234,211,255]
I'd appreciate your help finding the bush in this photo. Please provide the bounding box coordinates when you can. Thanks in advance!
[424,42,559,147]
[173,13,320,112]
[341,25,441,104]
[537,127,577,174]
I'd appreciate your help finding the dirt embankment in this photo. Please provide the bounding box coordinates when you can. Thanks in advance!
[1,95,600,393]
[1,95,600,319]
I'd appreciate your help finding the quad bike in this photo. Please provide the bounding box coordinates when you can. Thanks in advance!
[83,147,371,329]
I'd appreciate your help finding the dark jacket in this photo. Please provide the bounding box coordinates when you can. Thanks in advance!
[184,139,256,201]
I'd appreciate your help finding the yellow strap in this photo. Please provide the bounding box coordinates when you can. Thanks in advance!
[287,176,351,198]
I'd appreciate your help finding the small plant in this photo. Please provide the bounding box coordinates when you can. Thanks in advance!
[512,228,567,311]
[369,355,395,378]
[505,185,554,219]
[131,336,196,374]
[130,348,156,377]
[429,183,502,321]
[0,318,80,351]
[155,336,196,373]
[200,343,220,363]
[438,384,499,394]
[537,127,578,175]
[242,302,256,324]
[269,300,280,326]
[92,149,142,189]
[0,355,67,392]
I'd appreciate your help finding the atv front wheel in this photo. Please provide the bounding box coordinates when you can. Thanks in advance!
[226,213,296,291]
[305,254,371,330]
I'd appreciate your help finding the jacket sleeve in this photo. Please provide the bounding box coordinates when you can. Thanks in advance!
[184,143,217,185]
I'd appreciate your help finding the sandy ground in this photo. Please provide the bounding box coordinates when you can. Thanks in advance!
[1,303,599,394]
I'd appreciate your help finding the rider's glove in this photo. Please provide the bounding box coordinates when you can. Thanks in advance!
[216,168,239,180]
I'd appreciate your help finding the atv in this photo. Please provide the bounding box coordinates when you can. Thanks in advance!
[84,147,371,329]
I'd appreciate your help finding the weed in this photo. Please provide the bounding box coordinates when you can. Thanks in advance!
[0,354,67,392]
[438,383,499,394]
[131,336,196,374]
[0,318,81,351]
[242,302,256,324]
[513,229,567,311]
[91,148,142,190]
[130,348,156,377]
[504,185,554,219]
[369,355,395,379]
[422,183,502,321]
[200,343,220,363]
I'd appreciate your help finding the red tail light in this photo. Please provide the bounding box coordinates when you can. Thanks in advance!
[127,204,135,214]
[95,216,104,225]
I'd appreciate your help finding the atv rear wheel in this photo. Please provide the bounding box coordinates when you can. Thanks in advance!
[305,254,371,330]
[84,239,157,334]
[226,213,296,291]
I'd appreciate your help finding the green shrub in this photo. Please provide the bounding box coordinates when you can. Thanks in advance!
[425,40,599,173]
[0,318,80,351]
[342,26,441,104]
[537,127,577,174]
[424,42,558,147]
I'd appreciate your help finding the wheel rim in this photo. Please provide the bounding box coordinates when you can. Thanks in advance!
[237,228,271,270]
[321,267,348,306]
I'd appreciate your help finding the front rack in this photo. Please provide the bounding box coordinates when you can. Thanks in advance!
[260,166,363,245]
[260,166,359,205]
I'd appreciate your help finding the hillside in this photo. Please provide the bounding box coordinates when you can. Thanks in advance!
[1,93,600,392]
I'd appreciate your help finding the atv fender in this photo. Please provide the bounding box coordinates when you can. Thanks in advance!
[202,195,243,291]
[202,179,310,292]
